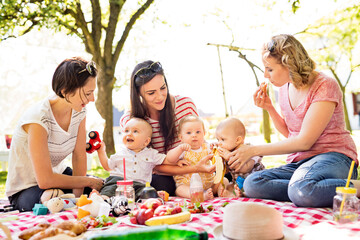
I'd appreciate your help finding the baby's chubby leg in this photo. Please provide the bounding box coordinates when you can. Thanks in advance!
[175,184,191,198]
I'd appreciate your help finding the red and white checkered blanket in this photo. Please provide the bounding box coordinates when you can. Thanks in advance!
[1,197,360,239]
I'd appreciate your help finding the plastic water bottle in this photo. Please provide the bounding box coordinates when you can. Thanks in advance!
[189,173,204,203]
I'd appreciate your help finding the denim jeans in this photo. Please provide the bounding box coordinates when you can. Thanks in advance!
[243,152,357,207]
[9,167,93,212]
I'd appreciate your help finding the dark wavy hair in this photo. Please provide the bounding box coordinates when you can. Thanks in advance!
[130,60,176,153]
[52,57,97,102]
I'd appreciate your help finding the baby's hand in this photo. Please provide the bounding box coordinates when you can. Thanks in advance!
[180,143,191,152]
[218,147,231,161]
[177,159,189,167]
[97,141,106,152]
[210,142,218,151]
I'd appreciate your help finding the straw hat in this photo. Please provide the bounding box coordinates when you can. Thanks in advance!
[213,202,299,240]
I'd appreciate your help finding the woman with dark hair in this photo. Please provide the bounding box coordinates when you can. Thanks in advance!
[5,57,104,211]
[120,60,215,196]
[228,34,358,207]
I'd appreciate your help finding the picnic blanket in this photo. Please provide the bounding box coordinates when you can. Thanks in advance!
[1,197,360,239]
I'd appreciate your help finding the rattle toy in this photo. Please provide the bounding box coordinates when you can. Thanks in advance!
[86,131,102,153]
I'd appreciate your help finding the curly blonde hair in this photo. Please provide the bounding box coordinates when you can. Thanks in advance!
[262,34,317,88]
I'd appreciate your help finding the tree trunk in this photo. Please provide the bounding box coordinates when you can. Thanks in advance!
[95,70,115,155]
[263,109,271,143]
[343,92,352,133]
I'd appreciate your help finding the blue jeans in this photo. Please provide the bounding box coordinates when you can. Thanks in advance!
[243,152,357,207]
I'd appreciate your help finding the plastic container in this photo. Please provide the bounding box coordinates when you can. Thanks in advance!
[115,180,135,210]
[190,173,204,203]
[333,187,359,223]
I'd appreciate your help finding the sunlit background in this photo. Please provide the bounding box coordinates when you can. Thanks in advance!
[1,0,359,151]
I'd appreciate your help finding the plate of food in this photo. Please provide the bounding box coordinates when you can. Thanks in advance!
[179,202,214,214]
[125,198,192,227]
[79,215,118,230]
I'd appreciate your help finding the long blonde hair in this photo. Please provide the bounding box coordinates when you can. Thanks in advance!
[262,34,317,88]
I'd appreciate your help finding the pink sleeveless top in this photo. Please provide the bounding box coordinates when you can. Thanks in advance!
[278,72,358,165]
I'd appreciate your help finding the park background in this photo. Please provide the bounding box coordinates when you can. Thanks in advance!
[0,0,359,198]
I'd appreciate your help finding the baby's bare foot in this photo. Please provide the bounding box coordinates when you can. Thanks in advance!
[234,185,244,198]
[204,188,214,200]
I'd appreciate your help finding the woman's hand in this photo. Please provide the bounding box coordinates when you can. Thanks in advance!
[253,85,273,111]
[227,144,255,173]
[88,176,104,191]
[195,154,215,173]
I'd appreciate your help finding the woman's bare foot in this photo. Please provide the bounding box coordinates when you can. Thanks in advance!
[204,188,214,200]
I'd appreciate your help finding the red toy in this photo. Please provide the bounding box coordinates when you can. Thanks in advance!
[86,131,102,154]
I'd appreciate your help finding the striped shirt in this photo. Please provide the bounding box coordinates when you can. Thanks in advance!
[6,96,86,197]
[120,95,198,153]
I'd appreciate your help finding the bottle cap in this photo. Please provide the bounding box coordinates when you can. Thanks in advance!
[117,180,133,186]
[336,187,357,194]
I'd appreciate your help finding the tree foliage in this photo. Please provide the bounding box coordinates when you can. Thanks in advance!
[300,3,360,132]
[0,0,155,155]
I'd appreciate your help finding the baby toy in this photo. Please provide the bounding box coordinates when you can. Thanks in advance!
[76,193,111,219]
[32,203,48,215]
[43,193,77,214]
[106,196,131,217]
[86,131,102,154]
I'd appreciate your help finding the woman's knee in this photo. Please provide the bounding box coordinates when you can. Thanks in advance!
[243,172,261,197]
[288,180,332,207]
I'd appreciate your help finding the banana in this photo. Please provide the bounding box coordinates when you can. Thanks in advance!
[213,155,224,184]
[145,211,191,226]
[211,148,218,164]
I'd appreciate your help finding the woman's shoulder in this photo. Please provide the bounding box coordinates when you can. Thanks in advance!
[173,95,198,115]
[22,98,52,122]
[119,110,131,129]
[174,95,195,104]
[311,72,341,95]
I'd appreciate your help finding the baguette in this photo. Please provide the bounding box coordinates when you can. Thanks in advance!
[56,220,87,235]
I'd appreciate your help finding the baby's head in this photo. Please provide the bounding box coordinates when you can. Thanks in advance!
[215,117,246,151]
[178,115,206,150]
[122,117,152,152]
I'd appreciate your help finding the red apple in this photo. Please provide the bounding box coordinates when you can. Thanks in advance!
[153,205,169,216]
[136,208,154,225]
[130,216,137,224]
[143,198,162,211]
[130,209,139,218]
[174,206,182,214]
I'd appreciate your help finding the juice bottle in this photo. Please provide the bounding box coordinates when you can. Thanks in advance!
[190,173,204,203]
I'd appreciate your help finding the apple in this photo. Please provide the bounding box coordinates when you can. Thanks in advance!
[173,206,182,214]
[143,198,162,211]
[136,208,154,225]
[130,209,139,218]
[153,205,170,217]
[130,216,137,224]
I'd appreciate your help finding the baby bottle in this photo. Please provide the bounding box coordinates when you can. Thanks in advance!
[190,173,204,203]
